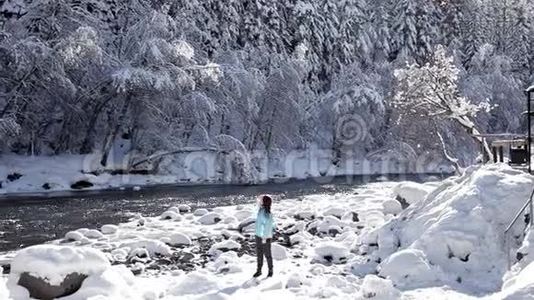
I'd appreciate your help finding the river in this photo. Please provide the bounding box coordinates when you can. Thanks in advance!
[0,173,446,252]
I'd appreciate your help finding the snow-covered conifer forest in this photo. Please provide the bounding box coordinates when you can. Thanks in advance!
[0,0,532,181]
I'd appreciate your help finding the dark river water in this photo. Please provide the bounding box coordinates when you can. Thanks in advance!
[0,173,447,252]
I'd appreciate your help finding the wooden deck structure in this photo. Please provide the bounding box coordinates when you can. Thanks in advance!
[478,87,534,172]
[475,134,528,166]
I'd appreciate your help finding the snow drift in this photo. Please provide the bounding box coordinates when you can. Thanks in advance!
[362,164,534,294]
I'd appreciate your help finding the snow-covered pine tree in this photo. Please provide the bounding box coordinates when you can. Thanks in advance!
[390,0,418,60]
[509,0,532,75]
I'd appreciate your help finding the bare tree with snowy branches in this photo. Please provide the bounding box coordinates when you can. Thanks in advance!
[394,45,493,163]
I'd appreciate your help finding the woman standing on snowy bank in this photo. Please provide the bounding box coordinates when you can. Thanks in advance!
[253,195,275,278]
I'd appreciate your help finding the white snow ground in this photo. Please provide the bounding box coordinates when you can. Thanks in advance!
[1,164,534,299]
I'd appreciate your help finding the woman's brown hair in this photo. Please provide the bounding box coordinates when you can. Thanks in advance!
[262,195,272,214]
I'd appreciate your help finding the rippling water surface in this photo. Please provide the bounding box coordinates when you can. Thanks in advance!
[0,173,446,252]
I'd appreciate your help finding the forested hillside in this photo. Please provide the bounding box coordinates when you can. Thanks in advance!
[0,0,532,170]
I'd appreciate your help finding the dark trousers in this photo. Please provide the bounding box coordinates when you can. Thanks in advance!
[255,236,273,272]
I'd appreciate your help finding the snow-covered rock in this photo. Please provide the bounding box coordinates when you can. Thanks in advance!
[286,273,309,289]
[382,199,402,215]
[212,252,242,274]
[223,216,238,224]
[168,233,192,246]
[120,240,172,257]
[83,229,104,239]
[193,209,209,217]
[65,265,145,299]
[360,275,400,299]
[392,181,434,205]
[160,210,182,221]
[130,248,150,259]
[294,210,316,220]
[110,248,129,262]
[198,212,222,225]
[323,206,346,219]
[271,243,288,260]
[312,215,344,234]
[65,231,84,242]
[100,224,118,235]
[10,245,110,286]
[209,240,241,256]
[379,249,438,289]
[234,209,253,221]
[290,231,313,247]
[168,272,219,296]
[313,241,350,264]
[178,204,191,213]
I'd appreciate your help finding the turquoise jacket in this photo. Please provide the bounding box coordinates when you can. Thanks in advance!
[255,208,274,238]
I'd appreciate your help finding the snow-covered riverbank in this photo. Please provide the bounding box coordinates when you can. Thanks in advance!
[0,153,452,196]
[2,164,533,299]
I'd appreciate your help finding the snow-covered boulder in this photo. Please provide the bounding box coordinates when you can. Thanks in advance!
[9,245,111,299]
[83,229,104,239]
[66,265,150,299]
[166,206,179,214]
[379,249,438,289]
[130,248,150,259]
[341,211,359,223]
[160,210,182,221]
[208,240,241,257]
[178,204,191,213]
[223,216,238,224]
[286,273,310,289]
[65,231,84,242]
[168,233,192,246]
[120,239,172,257]
[323,206,346,219]
[313,241,350,264]
[168,272,219,296]
[382,199,402,215]
[346,256,378,277]
[198,212,222,225]
[110,248,129,262]
[360,275,400,299]
[369,165,534,293]
[311,215,344,234]
[101,224,118,235]
[212,252,242,274]
[294,210,316,220]
[193,208,209,216]
[234,209,253,221]
[392,181,434,205]
[271,243,288,260]
[290,232,313,247]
